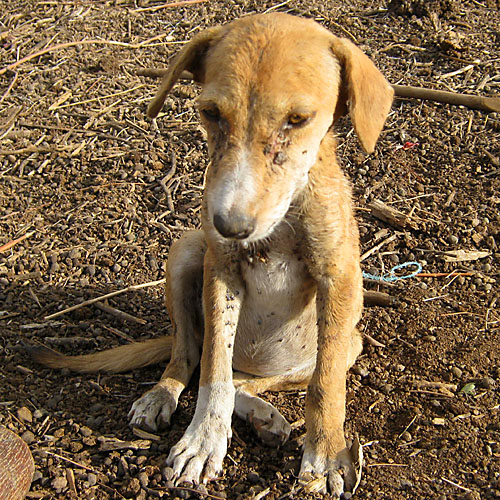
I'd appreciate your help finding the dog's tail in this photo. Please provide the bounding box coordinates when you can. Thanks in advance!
[28,337,173,373]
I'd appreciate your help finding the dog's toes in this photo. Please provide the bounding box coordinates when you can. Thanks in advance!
[167,418,230,485]
[235,392,291,447]
[249,411,291,447]
[299,438,363,498]
[128,386,177,432]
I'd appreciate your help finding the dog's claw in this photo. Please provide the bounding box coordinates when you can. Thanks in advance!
[128,386,177,432]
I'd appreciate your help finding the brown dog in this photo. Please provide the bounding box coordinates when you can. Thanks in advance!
[33,13,393,497]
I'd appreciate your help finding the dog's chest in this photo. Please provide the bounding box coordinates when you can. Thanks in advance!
[232,234,318,376]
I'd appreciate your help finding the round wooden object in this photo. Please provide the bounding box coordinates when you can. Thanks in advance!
[0,426,35,500]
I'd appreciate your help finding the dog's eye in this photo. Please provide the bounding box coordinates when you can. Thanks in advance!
[287,113,309,127]
[201,107,221,122]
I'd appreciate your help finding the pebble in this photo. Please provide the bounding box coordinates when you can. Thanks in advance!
[17,406,33,423]
[32,470,43,483]
[138,471,149,488]
[248,471,261,484]
[21,430,35,444]
[401,431,412,442]
[122,477,141,497]
[447,235,459,245]
[380,383,394,394]
[33,409,45,420]
[479,377,495,390]
[162,466,175,481]
[79,426,93,437]
[451,366,463,378]
[87,473,98,486]
[52,476,68,491]
[353,365,369,377]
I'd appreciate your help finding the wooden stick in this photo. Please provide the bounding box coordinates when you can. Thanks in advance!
[44,279,165,320]
[0,35,170,76]
[363,290,393,307]
[368,199,417,230]
[392,84,500,113]
[133,0,209,13]
[0,231,34,253]
[95,301,147,325]
[416,272,474,277]
[360,234,397,262]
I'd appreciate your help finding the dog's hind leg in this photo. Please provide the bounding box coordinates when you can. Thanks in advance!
[233,368,312,447]
[129,230,206,432]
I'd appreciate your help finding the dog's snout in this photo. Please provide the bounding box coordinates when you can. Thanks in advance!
[213,212,255,239]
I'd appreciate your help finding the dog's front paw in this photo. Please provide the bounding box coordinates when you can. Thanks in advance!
[167,418,231,484]
[300,437,363,498]
[128,385,177,432]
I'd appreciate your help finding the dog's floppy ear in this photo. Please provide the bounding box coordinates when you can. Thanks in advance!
[331,37,394,153]
[147,26,224,119]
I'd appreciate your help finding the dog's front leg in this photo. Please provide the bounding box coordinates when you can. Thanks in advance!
[301,273,363,497]
[167,247,242,485]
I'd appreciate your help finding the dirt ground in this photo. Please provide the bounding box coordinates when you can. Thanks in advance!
[1,0,499,499]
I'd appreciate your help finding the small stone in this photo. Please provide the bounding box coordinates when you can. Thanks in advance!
[21,430,35,444]
[162,466,175,481]
[16,407,33,423]
[248,471,261,484]
[52,476,68,491]
[122,477,141,497]
[33,409,44,420]
[423,335,436,342]
[353,366,369,377]
[32,470,43,483]
[401,431,412,442]
[138,471,149,488]
[479,377,495,390]
[87,473,98,486]
[79,426,93,437]
[380,383,394,395]
[447,235,459,245]
[451,367,463,378]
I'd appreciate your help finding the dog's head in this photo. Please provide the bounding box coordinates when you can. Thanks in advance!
[148,13,393,244]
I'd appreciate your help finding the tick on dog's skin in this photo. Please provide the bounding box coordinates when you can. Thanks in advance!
[31,12,393,498]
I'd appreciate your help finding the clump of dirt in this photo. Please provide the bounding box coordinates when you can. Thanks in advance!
[388,0,459,18]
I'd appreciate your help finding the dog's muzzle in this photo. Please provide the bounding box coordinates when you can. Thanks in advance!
[213,211,256,240]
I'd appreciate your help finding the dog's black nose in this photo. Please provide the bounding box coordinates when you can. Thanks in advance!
[213,212,255,239]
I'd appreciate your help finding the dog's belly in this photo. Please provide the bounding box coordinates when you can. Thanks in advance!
[232,250,318,377]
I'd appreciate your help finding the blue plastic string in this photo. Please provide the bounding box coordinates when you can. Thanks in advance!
[362,261,422,283]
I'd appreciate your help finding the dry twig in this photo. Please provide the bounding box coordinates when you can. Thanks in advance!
[132,0,209,13]
[392,84,500,113]
[95,301,147,325]
[0,231,34,253]
[0,35,170,76]
[44,279,165,320]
